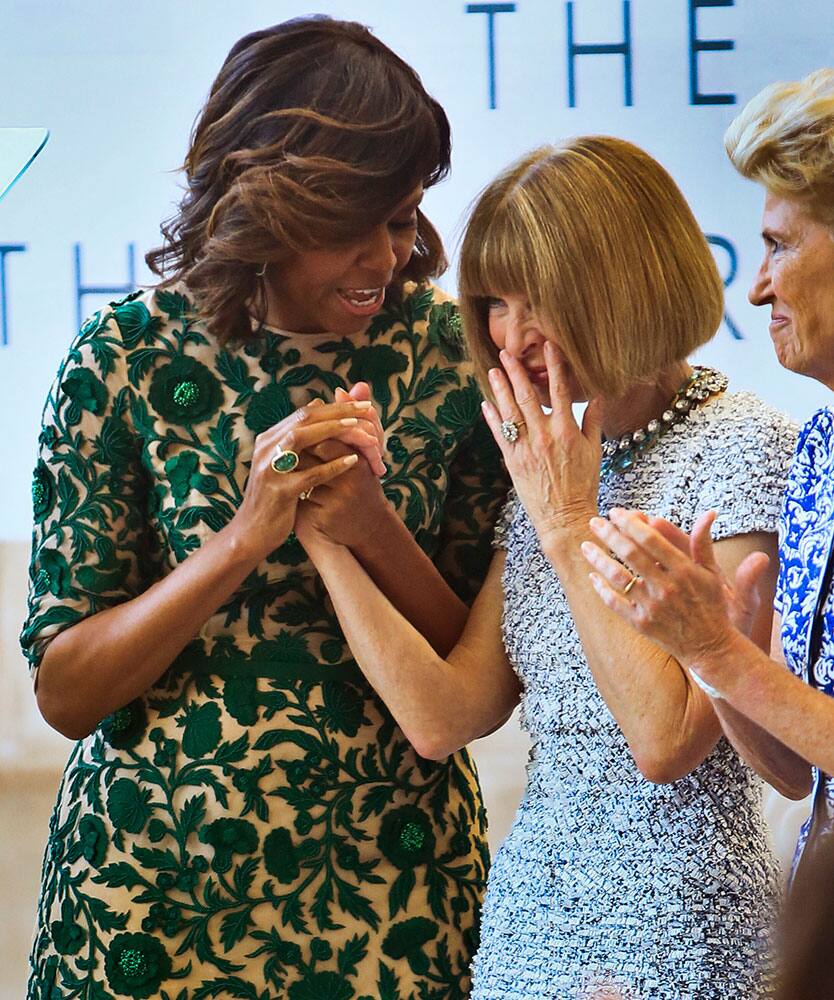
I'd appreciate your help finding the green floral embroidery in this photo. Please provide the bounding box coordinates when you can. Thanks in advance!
[32,460,55,523]
[245,382,294,434]
[50,900,87,956]
[74,815,108,867]
[378,806,435,869]
[164,450,218,505]
[347,344,408,409]
[199,817,259,873]
[263,827,301,883]
[62,367,109,415]
[93,415,137,479]
[382,917,439,973]
[107,778,152,834]
[288,971,355,1000]
[104,932,172,998]
[23,284,508,998]
[35,549,72,599]
[113,299,163,348]
[148,355,223,424]
[179,700,222,758]
[100,698,147,750]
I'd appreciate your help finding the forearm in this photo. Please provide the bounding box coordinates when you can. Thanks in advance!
[311,539,517,758]
[351,505,468,655]
[693,631,834,777]
[712,699,812,799]
[546,527,719,780]
[36,524,260,739]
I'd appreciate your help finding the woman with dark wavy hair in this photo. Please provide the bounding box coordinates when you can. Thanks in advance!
[22,17,506,998]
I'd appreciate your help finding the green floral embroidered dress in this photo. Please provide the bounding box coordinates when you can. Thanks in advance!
[22,282,507,1000]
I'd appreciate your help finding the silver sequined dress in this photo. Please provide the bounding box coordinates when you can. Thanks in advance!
[472,391,798,1000]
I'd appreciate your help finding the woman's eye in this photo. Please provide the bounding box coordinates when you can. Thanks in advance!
[389,215,418,232]
[485,297,506,310]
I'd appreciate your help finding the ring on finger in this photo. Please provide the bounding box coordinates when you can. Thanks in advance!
[500,418,526,443]
[622,574,641,596]
[298,487,315,501]
[270,446,300,474]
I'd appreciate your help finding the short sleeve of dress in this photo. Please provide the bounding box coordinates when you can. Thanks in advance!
[433,418,510,604]
[20,303,159,678]
[689,393,798,543]
[491,491,518,551]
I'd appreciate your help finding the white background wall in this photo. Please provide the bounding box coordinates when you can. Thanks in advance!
[0,1,826,996]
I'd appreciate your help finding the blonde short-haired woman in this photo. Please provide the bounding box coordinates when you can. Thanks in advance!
[585,70,834,880]
[300,137,797,998]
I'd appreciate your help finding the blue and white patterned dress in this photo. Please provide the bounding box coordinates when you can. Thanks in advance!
[472,391,798,1000]
[776,407,834,874]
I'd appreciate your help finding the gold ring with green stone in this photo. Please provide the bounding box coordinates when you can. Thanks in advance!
[270,447,300,474]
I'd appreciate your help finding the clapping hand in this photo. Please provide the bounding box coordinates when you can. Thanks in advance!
[581,509,772,660]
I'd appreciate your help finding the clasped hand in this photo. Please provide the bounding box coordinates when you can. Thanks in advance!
[229,384,387,564]
[293,384,393,553]
[481,341,603,550]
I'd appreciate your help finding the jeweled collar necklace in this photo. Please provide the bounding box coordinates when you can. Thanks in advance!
[600,366,728,476]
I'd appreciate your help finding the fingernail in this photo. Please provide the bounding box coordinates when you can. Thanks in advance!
[580,541,593,555]
[343,454,359,466]
[354,401,373,409]
[340,417,358,426]
[488,368,499,381]
[589,517,604,529]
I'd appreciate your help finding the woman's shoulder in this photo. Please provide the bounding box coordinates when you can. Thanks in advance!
[681,388,797,537]
[694,389,798,462]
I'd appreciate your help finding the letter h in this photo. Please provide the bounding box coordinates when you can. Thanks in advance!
[567,0,632,108]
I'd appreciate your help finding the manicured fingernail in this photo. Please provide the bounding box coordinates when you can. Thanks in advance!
[580,541,593,556]
[589,517,604,529]
[354,401,373,409]
[340,417,358,426]
[343,454,359,466]
[488,368,500,381]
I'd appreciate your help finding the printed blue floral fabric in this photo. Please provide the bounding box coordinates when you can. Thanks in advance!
[776,406,834,870]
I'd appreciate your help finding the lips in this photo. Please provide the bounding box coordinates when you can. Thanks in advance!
[524,367,549,385]
[337,287,385,315]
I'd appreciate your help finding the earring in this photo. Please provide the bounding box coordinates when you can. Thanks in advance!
[255,262,267,277]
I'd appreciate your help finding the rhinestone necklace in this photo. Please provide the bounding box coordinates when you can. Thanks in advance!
[600,366,728,476]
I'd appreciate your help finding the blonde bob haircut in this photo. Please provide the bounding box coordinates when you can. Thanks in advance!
[458,137,724,399]
[725,69,834,228]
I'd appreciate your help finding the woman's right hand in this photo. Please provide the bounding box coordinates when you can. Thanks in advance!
[227,400,381,564]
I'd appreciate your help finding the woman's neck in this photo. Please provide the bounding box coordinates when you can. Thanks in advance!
[600,362,693,440]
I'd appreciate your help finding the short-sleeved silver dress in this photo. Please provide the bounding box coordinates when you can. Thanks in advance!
[472,390,798,1000]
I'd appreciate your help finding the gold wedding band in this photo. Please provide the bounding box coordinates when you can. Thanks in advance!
[623,574,641,596]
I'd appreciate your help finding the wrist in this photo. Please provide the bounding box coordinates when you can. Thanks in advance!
[217,519,272,572]
[540,513,596,562]
[685,625,746,689]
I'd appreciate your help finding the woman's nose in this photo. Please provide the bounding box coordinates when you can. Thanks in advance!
[748,258,772,306]
[504,310,543,356]
[359,226,398,277]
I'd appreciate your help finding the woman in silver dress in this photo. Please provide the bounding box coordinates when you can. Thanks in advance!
[298,137,800,998]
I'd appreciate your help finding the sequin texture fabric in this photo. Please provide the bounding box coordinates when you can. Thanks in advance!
[472,391,798,1000]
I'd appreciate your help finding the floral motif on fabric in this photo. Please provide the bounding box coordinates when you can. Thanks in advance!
[23,283,508,998]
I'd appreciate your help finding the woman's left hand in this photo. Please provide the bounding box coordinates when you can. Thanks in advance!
[294,385,393,553]
[581,509,747,668]
[482,341,603,552]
